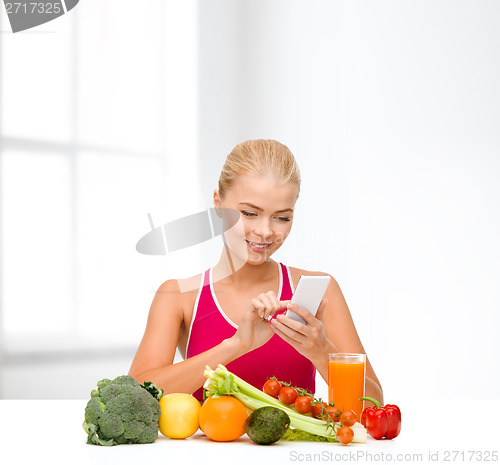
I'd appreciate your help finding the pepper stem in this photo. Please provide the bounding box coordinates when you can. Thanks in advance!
[360,396,382,409]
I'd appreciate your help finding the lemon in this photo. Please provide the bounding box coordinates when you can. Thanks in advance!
[159,393,201,439]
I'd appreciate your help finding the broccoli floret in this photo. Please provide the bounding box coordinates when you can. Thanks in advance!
[84,397,106,425]
[137,422,160,444]
[112,375,141,387]
[83,375,162,446]
[123,420,145,440]
[99,411,125,438]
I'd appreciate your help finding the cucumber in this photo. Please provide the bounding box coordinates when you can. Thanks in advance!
[245,406,290,445]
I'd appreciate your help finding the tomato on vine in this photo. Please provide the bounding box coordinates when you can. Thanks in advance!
[278,386,299,405]
[336,426,354,444]
[294,396,314,414]
[311,401,328,419]
[262,379,282,398]
[324,406,341,422]
[339,409,356,427]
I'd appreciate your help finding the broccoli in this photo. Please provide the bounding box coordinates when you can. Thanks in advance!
[83,375,163,446]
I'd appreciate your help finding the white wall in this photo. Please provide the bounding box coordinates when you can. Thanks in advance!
[1,0,499,400]
[196,0,500,402]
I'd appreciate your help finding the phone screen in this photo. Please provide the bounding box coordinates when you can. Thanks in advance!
[286,275,331,324]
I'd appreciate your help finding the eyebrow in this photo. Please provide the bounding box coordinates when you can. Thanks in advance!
[238,202,294,214]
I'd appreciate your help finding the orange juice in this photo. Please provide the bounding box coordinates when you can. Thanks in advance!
[328,354,366,422]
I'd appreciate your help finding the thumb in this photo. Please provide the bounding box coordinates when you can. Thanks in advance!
[315,298,328,321]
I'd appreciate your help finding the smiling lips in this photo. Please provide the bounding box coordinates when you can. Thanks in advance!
[246,240,272,252]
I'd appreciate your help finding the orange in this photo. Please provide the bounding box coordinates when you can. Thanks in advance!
[198,395,249,441]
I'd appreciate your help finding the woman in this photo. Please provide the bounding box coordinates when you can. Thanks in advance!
[129,139,383,404]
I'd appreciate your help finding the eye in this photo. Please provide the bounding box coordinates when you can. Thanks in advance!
[277,217,291,222]
[241,211,257,217]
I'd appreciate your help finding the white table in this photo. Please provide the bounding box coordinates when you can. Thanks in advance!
[1,398,498,464]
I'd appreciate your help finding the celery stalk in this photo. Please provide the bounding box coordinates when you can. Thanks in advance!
[203,364,367,443]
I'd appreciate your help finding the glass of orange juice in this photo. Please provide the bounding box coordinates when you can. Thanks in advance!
[328,353,366,422]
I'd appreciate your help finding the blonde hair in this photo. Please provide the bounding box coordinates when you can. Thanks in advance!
[218,139,301,199]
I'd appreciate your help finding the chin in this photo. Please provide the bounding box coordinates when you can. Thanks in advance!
[247,245,278,264]
[226,247,271,269]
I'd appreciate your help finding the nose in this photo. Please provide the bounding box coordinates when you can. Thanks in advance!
[252,217,273,241]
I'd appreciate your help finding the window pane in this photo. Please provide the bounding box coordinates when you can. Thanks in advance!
[0,151,72,334]
[76,152,167,343]
[0,14,73,143]
[76,0,164,153]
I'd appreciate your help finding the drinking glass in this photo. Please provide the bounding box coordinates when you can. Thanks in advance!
[328,353,366,422]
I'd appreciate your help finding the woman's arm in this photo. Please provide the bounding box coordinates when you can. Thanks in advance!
[129,280,289,395]
[270,274,384,404]
[130,338,243,396]
[128,279,241,394]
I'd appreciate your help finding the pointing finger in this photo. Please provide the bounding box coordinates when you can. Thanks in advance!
[285,302,318,325]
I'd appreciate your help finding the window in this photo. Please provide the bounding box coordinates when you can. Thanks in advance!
[0,0,199,352]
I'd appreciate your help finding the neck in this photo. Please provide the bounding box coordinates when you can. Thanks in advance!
[212,249,277,286]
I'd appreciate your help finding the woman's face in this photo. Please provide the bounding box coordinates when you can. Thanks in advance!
[214,174,299,267]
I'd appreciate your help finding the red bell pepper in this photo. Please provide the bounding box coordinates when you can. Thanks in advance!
[360,397,401,440]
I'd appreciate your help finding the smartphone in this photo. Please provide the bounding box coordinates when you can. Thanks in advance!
[285,275,331,324]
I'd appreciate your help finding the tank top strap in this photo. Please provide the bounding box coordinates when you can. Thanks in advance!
[192,262,293,323]
[278,262,294,300]
[194,268,212,317]
[185,268,217,359]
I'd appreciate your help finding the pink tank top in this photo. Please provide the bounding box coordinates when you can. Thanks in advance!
[186,262,316,401]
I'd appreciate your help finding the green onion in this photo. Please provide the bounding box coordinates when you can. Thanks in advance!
[203,364,367,443]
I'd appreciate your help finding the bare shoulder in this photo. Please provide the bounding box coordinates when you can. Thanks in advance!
[175,272,205,297]
[155,272,204,325]
[155,272,203,309]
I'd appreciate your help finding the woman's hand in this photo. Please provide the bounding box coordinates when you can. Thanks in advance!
[269,298,337,365]
[231,291,289,354]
